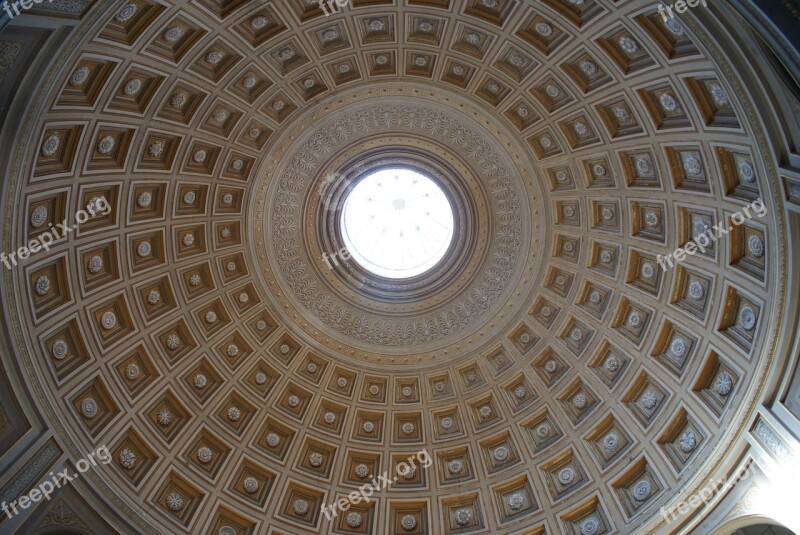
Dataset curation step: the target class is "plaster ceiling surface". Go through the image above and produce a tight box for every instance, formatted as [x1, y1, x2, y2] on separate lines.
[0, 0, 791, 534]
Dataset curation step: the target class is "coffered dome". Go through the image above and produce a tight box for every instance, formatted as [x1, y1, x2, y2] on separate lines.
[0, 1, 799, 535]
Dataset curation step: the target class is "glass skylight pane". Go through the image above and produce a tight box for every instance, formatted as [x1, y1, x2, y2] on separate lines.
[340, 168, 454, 279]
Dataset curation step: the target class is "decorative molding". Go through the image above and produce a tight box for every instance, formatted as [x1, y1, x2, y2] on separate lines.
[37, 500, 90, 531]
[0, 439, 60, 506]
[37, 0, 90, 14]
[725, 485, 763, 522]
[255, 90, 538, 360]
[0, 41, 23, 84]
[753, 419, 796, 464]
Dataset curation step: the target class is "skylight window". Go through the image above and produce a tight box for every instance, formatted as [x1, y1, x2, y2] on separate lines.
[340, 168, 454, 279]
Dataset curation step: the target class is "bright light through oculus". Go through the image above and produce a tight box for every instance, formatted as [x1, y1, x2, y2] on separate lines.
[340, 168, 454, 279]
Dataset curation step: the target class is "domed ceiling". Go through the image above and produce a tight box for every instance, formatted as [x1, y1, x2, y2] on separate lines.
[0, 0, 796, 534]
